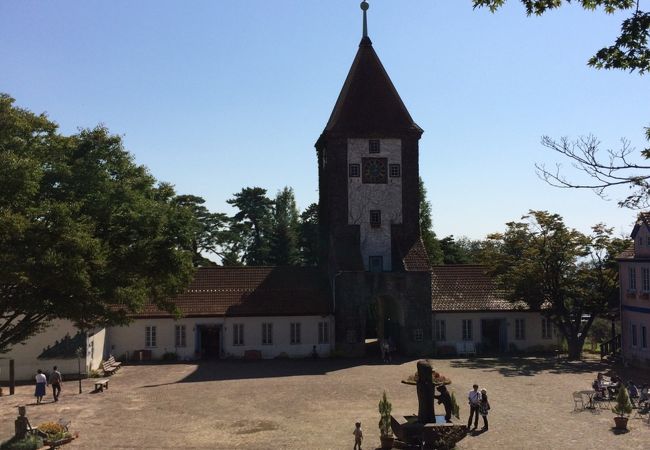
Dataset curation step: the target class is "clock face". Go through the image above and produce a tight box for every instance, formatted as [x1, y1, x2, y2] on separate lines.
[362, 158, 388, 184]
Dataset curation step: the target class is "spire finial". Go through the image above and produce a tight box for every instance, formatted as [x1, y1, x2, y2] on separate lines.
[361, 1, 369, 38]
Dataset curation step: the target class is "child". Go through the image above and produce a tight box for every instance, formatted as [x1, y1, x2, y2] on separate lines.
[479, 388, 490, 431]
[353, 421, 363, 450]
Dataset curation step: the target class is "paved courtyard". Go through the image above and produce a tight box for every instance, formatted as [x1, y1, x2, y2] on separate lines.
[1, 356, 649, 449]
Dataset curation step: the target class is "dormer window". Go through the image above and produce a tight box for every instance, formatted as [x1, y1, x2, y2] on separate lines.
[369, 139, 380, 153]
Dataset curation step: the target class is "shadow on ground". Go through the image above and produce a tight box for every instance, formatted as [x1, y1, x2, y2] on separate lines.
[449, 356, 608, 377]
[140, 356, 401, 388]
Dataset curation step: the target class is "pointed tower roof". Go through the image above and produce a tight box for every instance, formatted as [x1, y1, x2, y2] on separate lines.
[321, 3, 422, 138]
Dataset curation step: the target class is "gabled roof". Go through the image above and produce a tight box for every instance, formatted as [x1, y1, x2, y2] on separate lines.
[630, 212, 650, 239]
[397, 236, 431, 272]
[431, 265, 530, 312]
[134, 267, 331, 318]
[321, 37, 422, 137]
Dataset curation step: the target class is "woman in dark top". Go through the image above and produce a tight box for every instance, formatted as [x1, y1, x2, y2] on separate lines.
[479, 388, 491, 431]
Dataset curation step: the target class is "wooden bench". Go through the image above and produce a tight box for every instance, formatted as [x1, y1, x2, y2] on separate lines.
[94, 379, 109, 392]
[101, 355, 122, 375]
[106, 355, 122, 370]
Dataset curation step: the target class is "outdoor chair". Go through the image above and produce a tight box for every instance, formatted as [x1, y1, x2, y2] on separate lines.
[572, 392, 585, 411]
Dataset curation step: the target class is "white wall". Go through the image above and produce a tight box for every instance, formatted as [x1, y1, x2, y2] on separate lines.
[86, 327, 107, 372]
[347, 138, 402, 271]
[0, 320, 85, 382]
[107, 315, 334, 360]
[432, 311, 559, 352]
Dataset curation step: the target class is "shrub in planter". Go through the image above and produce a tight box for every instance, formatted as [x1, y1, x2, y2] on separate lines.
[378, 391, 394, 449]
[612, 385, 633, 430]
[0, 435, 43, 450]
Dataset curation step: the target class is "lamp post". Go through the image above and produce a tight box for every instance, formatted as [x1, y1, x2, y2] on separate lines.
[75, 346, 83, 394]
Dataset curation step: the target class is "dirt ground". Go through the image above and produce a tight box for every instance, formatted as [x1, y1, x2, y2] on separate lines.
[1, 355, 649, 449]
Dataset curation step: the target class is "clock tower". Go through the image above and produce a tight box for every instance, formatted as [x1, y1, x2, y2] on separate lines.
[316, 2, 432, 355]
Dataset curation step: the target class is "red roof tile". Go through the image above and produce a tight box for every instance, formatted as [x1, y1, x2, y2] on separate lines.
[401, 237, 431, 272]
[135, 267, 331, 318]
[431, 265, 529, 312]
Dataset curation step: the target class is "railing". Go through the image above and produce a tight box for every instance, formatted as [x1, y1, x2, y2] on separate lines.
[600, 334, 621, 360]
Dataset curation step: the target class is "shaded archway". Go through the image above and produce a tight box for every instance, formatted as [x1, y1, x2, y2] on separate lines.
[365, 294, 401, 355]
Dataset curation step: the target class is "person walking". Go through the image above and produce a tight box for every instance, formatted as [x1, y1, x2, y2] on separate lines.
[34, 369, 47, 404]
[479, 388, 490, 431]
[49, 366, 63, 402]
[467, 384, 481, 430]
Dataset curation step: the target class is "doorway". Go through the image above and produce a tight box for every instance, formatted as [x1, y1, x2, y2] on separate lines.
[197, 325, 221, 359]
[481, 319, 505, 353]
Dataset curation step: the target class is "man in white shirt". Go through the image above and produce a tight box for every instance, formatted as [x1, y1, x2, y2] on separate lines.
[467, 384, 481, 430]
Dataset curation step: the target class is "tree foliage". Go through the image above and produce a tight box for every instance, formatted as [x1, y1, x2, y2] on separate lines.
[0, 94, 195, 353]
[474, 1, 650, 207]
[269, 187, 301, 266]
[419, 178, 444, 265]
[484, 210, 628, 359]
[227, 187, 275, 265]
[299, 203, 319, 267]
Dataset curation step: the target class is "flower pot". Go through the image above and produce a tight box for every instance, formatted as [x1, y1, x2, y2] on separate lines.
[380, 434, 394, 449]
[613, 416, 628, 430]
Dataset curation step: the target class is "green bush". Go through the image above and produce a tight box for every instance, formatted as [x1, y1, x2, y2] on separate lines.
[378, 391, 392, 437]
[0, 435, 44, 450]
[612, 385, 633, 417]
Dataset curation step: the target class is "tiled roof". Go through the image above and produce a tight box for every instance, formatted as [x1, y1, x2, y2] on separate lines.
[134, 267, 331, 318]
[630, 211, 650, 239]
[431, 265, 529, 312]
[401, 237, 431, 272]
[322, 37, 422, 136]
[616, 244, 635, 260]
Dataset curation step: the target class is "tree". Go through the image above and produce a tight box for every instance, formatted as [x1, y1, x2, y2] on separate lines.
[484, 210, 628, 359]
[175, 194, 230, 266]
[438, 235, 485, 264]
[269, 187, 301, 266]
[474, 1, 649, 74]
[474, 2, 650, 207]
[227, 187, 274, 265]
[0, 95, 195, 353]
[299, 202, 320, 267]
[419, 178, 444, 264]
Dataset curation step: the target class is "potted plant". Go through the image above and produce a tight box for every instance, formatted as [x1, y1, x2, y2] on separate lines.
[611, 385, 633, 430]
[378, 391, 394, 449]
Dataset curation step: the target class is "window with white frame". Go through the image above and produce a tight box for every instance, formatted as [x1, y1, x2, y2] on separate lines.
[629, 267, 637, 291]
[462, 319, 472, 341]
[642, 326, 648, 349]
[413, 328, 424, 342]
[434, 320, 446, 342]
[541, 318, 552, 339]
[643, 268, 650, 292]
[318, 321, 329, 344]
[632, 324, 638, 347]
[233, 323, 244, 346]
[515, 319, 526, 340]
[175, 325, 186, 347]
[262, 323, 273, 345]
[145, 326, 157, 348]
[290, 322, 301, 345]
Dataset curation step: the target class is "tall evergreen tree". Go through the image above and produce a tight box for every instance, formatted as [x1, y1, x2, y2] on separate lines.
[269, 187, 301, 266]
[299, 202, 319, 267]
[227, 187, 274, 265]
[419, 178, 443, 264]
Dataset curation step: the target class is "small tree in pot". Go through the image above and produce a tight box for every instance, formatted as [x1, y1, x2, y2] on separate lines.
[612, 385, 633, 430]
[378, 391, 394, 449]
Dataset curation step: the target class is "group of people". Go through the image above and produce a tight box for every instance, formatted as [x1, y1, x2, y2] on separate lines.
[467, 384, 490, 431]
[34, 366, 63, 404]
[592, 372, 650, 407]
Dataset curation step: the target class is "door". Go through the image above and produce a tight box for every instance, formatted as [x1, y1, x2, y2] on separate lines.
[481, 319, 501, 353]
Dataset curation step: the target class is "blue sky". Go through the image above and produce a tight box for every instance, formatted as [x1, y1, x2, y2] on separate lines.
[1, 0, 649, 240]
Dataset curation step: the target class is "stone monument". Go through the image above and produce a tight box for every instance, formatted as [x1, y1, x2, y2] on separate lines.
[392, 360, 467, 449]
